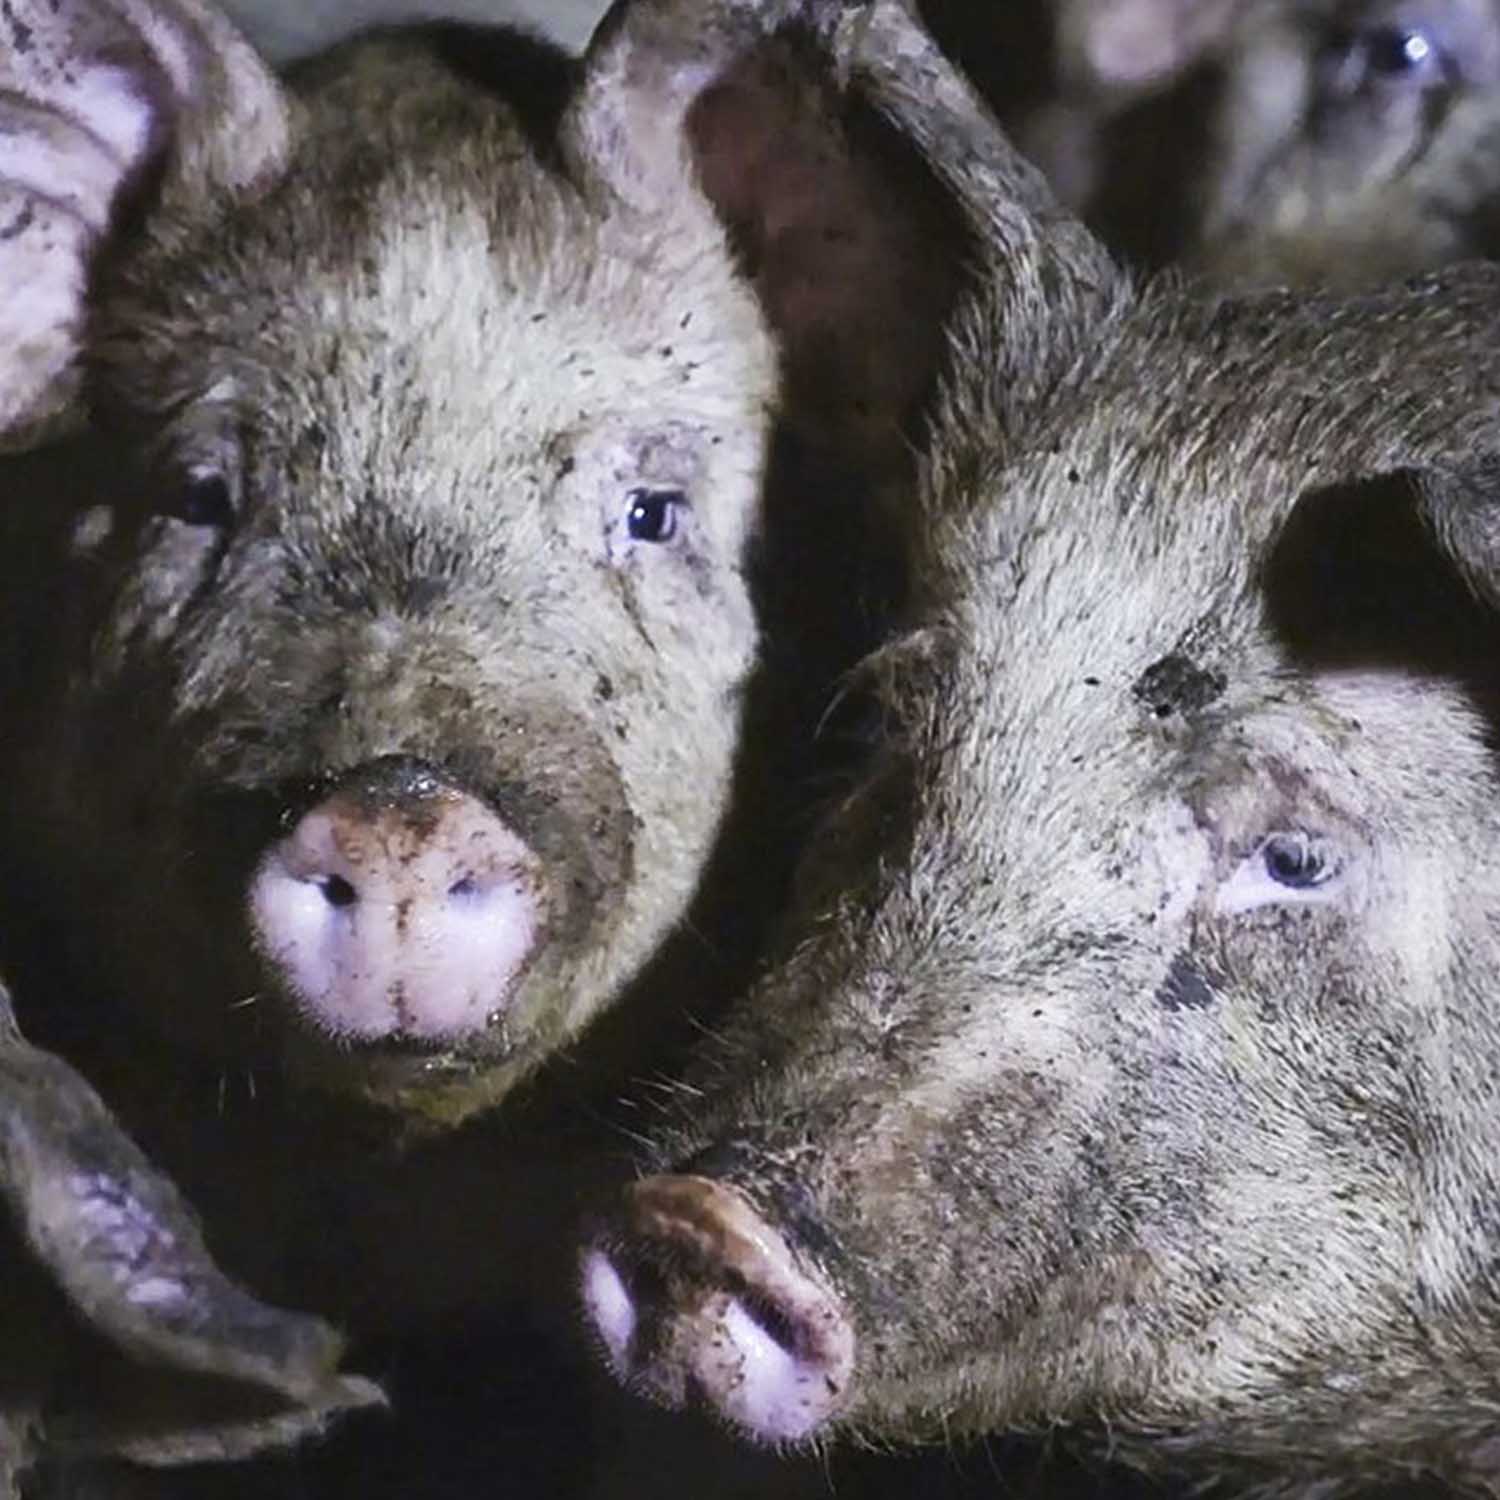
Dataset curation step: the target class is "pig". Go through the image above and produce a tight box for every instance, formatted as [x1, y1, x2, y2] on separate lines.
[581, 0, 1500, 1492]
[0, 0, 965, 1485]
[0, 0, 953, 1135]
[1022, 0, 1500, 287]
[1178, 0, 1500, 287]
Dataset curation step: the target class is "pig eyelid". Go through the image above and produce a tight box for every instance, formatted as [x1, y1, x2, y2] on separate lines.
[1214, 831, 1345, 915]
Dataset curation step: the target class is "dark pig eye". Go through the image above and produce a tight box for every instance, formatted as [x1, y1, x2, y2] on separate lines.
[1262, 833, 1333, 889]
[165, 470, 236, 530]
[1363, 26, 1437, 77]
[1326, 22, 1448, 94]
[625, 487, 685, 544]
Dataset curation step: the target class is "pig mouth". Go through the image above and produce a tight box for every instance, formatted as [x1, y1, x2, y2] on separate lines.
[278, 1025, 527, 1115]
[581, 1174, 855, 1445]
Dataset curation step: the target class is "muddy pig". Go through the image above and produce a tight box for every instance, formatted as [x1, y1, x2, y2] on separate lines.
[0, 2, 968, 1476]
[0, 0, 968, 1127]
[583, 1, 1500, 1492]
[1030, 0, 1500, 286]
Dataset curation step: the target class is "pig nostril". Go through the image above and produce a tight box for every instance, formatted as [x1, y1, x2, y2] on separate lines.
[249, 770, 550, 1043]
[319, 874, 358, 909]
[584, 1176, 855, 1443]
[735, 1284, 802, 1358]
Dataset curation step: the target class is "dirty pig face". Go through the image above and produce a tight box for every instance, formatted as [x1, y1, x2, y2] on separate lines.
[23, 31, 776, 1124]
[583, 283, 1500, 1485]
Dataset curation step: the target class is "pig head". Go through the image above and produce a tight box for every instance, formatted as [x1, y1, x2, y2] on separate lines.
[0, 0, 958, 1128]
[585, 1, 1500, 1490]
[1054, 0, 1500, 286]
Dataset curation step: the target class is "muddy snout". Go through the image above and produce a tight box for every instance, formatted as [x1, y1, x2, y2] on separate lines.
[249, 756, 549, 1042]
[581, 1174, 854, 1444]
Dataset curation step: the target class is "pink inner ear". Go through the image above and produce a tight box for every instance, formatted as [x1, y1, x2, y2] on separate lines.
[686, 43, 965, 483]
[686, 67, 784, 236]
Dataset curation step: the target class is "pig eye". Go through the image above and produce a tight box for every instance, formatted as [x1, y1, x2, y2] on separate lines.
[625, 487, 685, 544]
[164, 469, 236, 530]
[1261, 832, 1333, 889]
[1325, 23, 1449, 94]
[1215, 831, 1344, 915]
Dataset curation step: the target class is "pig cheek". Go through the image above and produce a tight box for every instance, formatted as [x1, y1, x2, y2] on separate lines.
[824, 1092, 1078, 1352]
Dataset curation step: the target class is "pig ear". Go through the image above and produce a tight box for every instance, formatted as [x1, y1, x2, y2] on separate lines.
[796, 0, 1127, 442]
[0, 979, 381, 1462]
[1225, 264, 1500, 609]
[565, 0, 952, 480]
[0, 0, 287, 447]
[107, 0, 290, 214]
[568, 0, 1123, 484]
[564, 0, 810, 215]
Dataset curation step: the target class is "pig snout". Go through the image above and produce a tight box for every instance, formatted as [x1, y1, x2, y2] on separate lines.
[581, 1174, 854, 1444]
[248, 757, 548, 1042]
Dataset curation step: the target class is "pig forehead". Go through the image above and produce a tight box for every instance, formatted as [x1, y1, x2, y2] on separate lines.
[941, 593, 1493, 854]
[245, 167, 761, 377]
[929, 469, 1496, 824]
[153, 166, 772, 463]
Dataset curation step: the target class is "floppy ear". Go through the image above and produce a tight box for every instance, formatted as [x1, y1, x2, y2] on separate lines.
[788, 0, 1127, 454]
[0, 0, 287, 448]
[0, 979, 381, 1468]
[564, 0, 1019, 487]
[1191, 265, 1500, 609]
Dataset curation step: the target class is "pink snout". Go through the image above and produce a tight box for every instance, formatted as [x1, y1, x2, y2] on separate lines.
[581, 1175, 854, 1444]
[248, 762, 547, 1042]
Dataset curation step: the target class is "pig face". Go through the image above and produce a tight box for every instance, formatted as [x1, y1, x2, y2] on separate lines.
[589, 269, 1500, 1487]
[1077, 0, 1500, 285]
[6, 25, 777, 1126]
[581, 3, 1500, 1486]
[1188, 0, 1500, 285]
[4, 0, 965, 1131]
